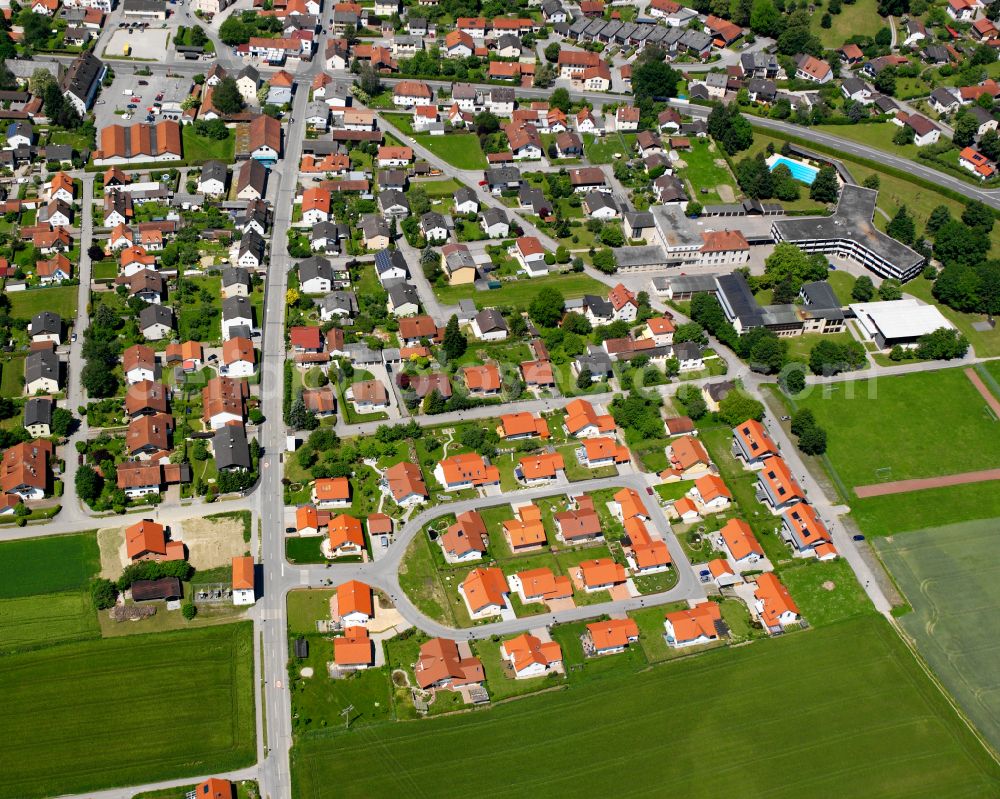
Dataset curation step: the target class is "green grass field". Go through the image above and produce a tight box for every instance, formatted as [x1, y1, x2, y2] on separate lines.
[181, 126, 236, 164]
[851, 481, 1000, 537]
[677, 140, 739, 204]
[902, 278, 1000, 359]
[8, 286, 78, 321]
[0, 623, 256, 799]
[0, 354, 24, 398]
[0, 590, 99, 653]
[811, 0, 883, 50]
[291, 616, 1000, 798]
[877, 518, 1000, 754]
[791, 368, 1000, 491]
[435, 272, 607, 309]
[583, 132, 635, 164]
[414, 133, 487, 170]
[0, 532, 100, 598]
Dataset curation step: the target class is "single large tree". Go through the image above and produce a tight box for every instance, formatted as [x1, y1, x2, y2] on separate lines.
[441, 314, 467, 360]
[529, 286, 565, 328]
[212, 77, 245, 115]
[809, 166, 840, 204]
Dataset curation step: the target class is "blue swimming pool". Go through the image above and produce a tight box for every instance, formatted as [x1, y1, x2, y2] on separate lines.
[769, 156, 819, 185]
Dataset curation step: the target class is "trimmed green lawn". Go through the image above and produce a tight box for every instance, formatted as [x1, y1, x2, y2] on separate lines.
[292, 616, 1000, 798]
[811, 0, 882, 49]
[414, 133, 487, 170]
[0, 590, 99, 653]
[583, 132, 634, 165]
[285, 536, 329, 564]
[287, 589, 334, 634]
[851, 481, 1000, 537]
[0, 354, 25, 398]
[181, 126, 236, 164]
[8, 286, 78, 320]
[0, 623, 256, 799]
[435, 273, 607, 309]
[677, 140, 739, 204]
[290, 633, 394, 735]
[778, 558, 873, 628]
[783, 330, 859, 364]
[790, 367, 1000, 490]
[0, 532, 99, 598]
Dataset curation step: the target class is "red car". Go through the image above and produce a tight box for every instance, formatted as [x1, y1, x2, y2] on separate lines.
[131, 96, 140, 102]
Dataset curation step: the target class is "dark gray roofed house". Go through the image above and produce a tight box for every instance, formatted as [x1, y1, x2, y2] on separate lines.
[473, 308, 508, 336]
[236, 158, 268, 199]
[485, 166, 521, 192]
[61, 51, 105, 116]
[316, 291, 359, 319]
[214, 424, 252, 471]
[30, 311, 62, 339]
[299, 256, 335, 287]
[139, 304, 175, 336]
[239, 229, 266, 266]
[387, 282, 420, 311]
[25, 350, 61, 390]
[576, 346, 613, 379]
[222, 267, 252, 294]
[23, 397, 53, 435]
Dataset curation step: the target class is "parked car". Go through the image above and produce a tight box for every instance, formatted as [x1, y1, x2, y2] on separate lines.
[138, 80, 149, 85]
[853, 534, 865, 542]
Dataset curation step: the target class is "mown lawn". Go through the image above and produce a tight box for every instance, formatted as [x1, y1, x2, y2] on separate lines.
[0, 532, 100, 598]
[181, 126, 236, 164]
[811, 0, 882, 49]
[790, 367, 1000, 490]
[291, 616, 1000, 798]
[8, 285, 78, 320]
[287, 589, 334, 634]
[0, 623, 256, 799]
[583, 132, 635, 164]
[435, 273, 607, 309]
[415, 133, 488, 170]
[902, 277, 1000, 359]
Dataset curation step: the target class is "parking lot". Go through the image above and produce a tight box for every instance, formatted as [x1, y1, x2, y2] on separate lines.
[103, 26, 171, 60]
[94, 72, 194, 130]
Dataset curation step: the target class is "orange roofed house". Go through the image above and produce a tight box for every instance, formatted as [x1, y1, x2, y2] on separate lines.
[664, 601, 724, 648]
[463, 364, 501, 396]
[782, 502, 837, 561]
[326, 514, 366, 558]
[624, 517, 671, 575]
[497, 412, 550, 440]
[563, 398, 616, 438]
[516, 452, 565, 484]
[501, 633, 563, 679]
[509, 566, 573, 604]
[688, 474, 732, 513]
[337, 579, 374, 626]
[578, 558, 627, 593]
[581, 436, 630, 469]
[586, 618, 639, 655]
[312, 476, 351, 508]
[193, 779, 234, 799]
[1, 439, 53, 500]
[663, 435, 711, 480]
[334, 626, 374, 671]
[383, 460, 428, 506]
[459, 566, 511, 618]
[414, 637, 485, 690]
[757, 456, 805, 513]
[232, 556, 256, 606]
[612, 487, 649, 522]
[732, 418, 778, 468]
[718, 517, 765, 570]
[503, 504, 547, 552]
[440, 510, 488, 562]
[125, 519, 185, 562]
[433, 452, 500, 491]
[754, 572, 800, 633]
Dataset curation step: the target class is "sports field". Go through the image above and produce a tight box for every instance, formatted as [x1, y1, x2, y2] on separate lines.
[291, 616, 1000, 798]
[792, 369, 1000, 491]
[877, 518, 1000, 754]
[0, 623, 256, 799]
[0, 532, 100, 598]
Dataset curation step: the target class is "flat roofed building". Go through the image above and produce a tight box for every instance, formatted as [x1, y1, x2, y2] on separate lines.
[771, 185, 924, 280]
[849, 298, 955, 349]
